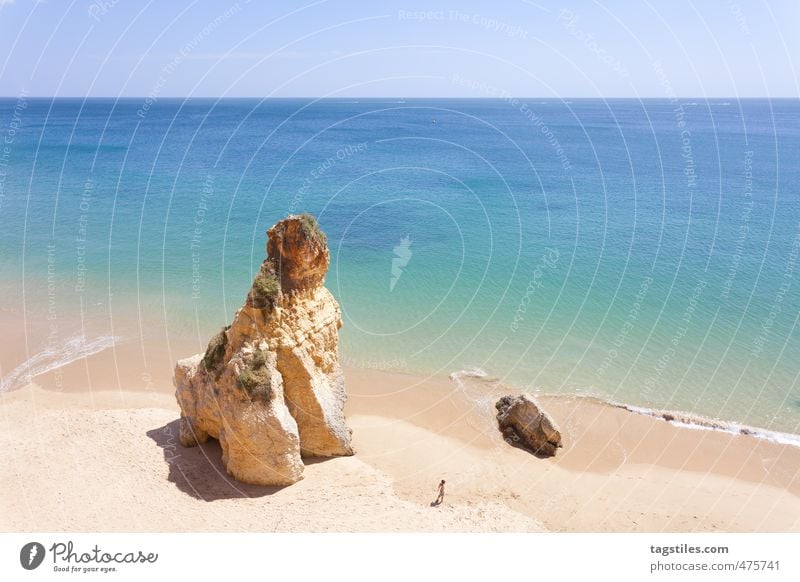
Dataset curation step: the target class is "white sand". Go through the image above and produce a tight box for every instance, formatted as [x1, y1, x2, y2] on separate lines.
[1, 336, 798, 532]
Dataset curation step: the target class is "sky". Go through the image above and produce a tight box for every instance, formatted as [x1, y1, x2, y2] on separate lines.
[0, 0, 798, 98]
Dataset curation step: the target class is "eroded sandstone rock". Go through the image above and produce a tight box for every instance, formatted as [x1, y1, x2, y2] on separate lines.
[495, 395, 562, 457]
[174, 214, 354, 486]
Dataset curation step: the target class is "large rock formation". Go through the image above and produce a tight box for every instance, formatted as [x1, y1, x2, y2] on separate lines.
[495, 395, 562, 457]
[174, 214, 354, 486]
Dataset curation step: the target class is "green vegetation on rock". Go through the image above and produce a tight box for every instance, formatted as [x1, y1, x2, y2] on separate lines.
[249, 261, 280, 309]
[253, 270, 279, 301]
[202, 327, 228, 377]
[297, 212, 326, 247]
[237, 350, 272, 402]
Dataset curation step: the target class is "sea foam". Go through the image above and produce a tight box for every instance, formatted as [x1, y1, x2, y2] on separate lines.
[449, 371, 800, 449]
[0, 335, 120, 392]
[448, 367, 489, 382]
[607, 400, 800, 448]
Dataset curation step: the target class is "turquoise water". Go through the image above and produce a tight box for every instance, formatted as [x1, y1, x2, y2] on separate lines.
[1, 97, 799, 434]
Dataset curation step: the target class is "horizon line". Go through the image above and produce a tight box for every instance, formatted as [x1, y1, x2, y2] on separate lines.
[1, 95, 798, 100]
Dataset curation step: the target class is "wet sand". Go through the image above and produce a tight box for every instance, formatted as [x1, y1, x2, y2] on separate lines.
[1, 334, 798, 532]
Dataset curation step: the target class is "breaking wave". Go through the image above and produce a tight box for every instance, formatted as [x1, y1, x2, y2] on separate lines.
[448, 367, 489, 383]
[447, 369, 800, 449]
[0, 335, 121, 392]
[609, 401, 800, 448]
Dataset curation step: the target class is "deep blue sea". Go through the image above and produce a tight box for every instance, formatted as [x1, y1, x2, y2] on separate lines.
[1, 97, 799, 436]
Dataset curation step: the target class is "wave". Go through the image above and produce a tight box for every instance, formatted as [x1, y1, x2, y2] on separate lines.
[608, 401, 800, 448]
[547, 390, 800, 448]
[446, 368, 800, 449]
[448, 367, 489, 382]
[0, 335, 121, 392]
[448, 367, 497, 421]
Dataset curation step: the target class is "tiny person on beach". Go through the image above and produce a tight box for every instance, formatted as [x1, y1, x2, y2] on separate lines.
[435, 480, 446, 506]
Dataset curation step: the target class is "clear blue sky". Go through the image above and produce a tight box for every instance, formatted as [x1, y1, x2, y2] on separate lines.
[1, 0, 798, 97]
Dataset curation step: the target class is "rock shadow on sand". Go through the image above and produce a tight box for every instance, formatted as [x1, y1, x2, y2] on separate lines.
[146, 419, 289, 501]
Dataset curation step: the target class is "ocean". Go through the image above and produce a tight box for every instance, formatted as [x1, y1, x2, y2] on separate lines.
[1, 97, 799, 437]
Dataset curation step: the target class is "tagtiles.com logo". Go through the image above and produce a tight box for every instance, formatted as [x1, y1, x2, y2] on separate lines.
[20, 542, 46, 570]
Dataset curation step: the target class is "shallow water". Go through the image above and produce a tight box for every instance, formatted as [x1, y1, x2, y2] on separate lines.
[1, 97, 798, 434]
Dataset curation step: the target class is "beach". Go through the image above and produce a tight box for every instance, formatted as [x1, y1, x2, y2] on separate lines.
[3, 4, 800, 579]
[1, 96, 799, 535]
[3, 98, 800, 438]
[1, 329, 798, 533]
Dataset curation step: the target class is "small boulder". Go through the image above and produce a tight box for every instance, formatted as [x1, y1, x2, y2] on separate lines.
[495, 395, 562, 457]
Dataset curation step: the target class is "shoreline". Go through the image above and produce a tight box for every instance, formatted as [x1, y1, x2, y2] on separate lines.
[3, 315, 798, 451]
[605, 399, 800, 449]
[1, 336, 798, 532]
[448, 367, 800, 450]
[2, 289, 799, 444]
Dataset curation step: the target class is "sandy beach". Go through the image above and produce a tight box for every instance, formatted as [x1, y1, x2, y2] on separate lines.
[1, 327, 798, 533]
